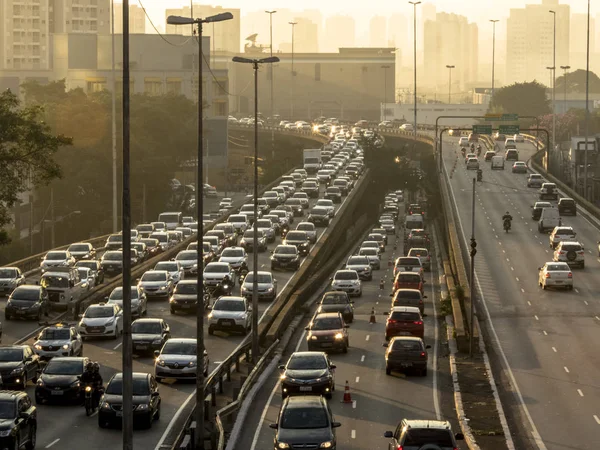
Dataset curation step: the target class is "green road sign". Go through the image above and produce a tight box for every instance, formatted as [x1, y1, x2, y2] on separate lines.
[485, 113, 519, 121]
[502, 114, 519, 121]
[499, 124, 520, 135]
[473, 124, 492, 135]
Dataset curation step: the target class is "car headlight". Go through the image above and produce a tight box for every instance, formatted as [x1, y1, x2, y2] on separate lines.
[10, 367, 23, 375]
[320, 441, 333, 448]
[79, 321, 86, 327]
[188, 361, 196, 367]
[152, 339, 163, 345]
[34, 344, 42, 350]
[62, 344, 70, 350]
[277, 443, 290, 449]
[136, 404, 149, 411]
[0, 430, 12, 437]
[208, 313, 213, 319]
[364, 267, 370, 271]
[36, 379, 45, 387]
[101, 401, 111, 410]
[106, 318, 115, 326]
[139, 286, 145, 291]
[71, 380, 81, 387]
[169, 297, 176, 303]
[60, 294, 66, 300]
[310, 335, 318, 340]
[160, 286, 167, 290]
[334, 333, 344, 340]
[156, 359, 165, 367]
[266, 287, 274, 292]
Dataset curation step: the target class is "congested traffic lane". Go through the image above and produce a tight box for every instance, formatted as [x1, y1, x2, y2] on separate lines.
[0, 195, 238, 348]
[239, 209, 449, 450]
[445, 137, 600, 449]
[27, 178, 365, 450]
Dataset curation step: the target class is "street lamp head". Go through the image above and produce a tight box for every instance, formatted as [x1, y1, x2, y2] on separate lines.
[265, 10, 277, 14]
[205, 12, 234, 23]
[560, 65, 571, 70]
[446, 65, 455, 69]
[549, 9, 555, 14]
[289, 21, 297, 25]
[409, 1, 421, 4]
[232, 56, 254, 64]
[490, 19, 499, 23]
[547, 66, 555, 70]
[73, 211, 81, 215]
[167, 15, 195, 25]
[259, 56, 280, 64]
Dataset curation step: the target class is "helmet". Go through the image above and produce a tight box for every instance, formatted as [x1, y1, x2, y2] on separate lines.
[223, 274, 231, 281]
[506, 211, 510, 215]
[93, 362, 100, 373]
[86, 362, 94, 372]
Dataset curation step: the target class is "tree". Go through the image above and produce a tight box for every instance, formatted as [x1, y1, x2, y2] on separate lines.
[0, 90, 71, 245]
[488, 81, 551, 118]
[537, 111, 579, 143]
[555, 69, 600, 94]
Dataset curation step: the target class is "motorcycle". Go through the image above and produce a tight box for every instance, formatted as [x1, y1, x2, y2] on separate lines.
[503, 218, 511, 233]
[281, 224, 290, 239]
[84, 385, 102, 416]
[477, 169, 482, 182]
[461, 147, 466, 156]
[477, 146, 482, 157]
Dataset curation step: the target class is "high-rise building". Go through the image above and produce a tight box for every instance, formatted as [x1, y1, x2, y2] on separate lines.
[570, 13, 595, 71]
[369, 16, 387, 47]
[0, 0, 110, 70]
[324, 15, 355, 52]
[388, 13, 407, 49]
[419, 2, 436, 55]
[165, 4, 240, 53]
[290, 17, 318, 53]
[423, 12, 478, 96]
[506, 0, 569, 85]
[113, 4, 146, 34]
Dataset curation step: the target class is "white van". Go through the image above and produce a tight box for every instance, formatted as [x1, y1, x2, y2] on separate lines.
[158, 212, 183, 230]
[405, 214, 424, 231]
[491, 155, 504, 170]
[538, 207, 560, 233]
[504, 138, 517, 149]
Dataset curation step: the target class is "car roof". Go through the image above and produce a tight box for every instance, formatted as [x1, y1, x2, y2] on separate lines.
[314, 311, 342, 319]
[0, 391, 26, 400]
[132, 318, 163, 324]
[391, 306, 421, 313]
[166, 338, 196, 344]
[402, 419, 452, 430]
[110, 372, 150, 382]
[283, 395, 326, 408]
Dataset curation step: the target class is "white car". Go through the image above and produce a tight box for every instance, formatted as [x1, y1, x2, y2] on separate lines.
[345, 256, 373, 281]
[33, 324, 83, 359]
[514, 134, 525, 143]
[380, 219, 395, 234]
[138, 270, 175, 299]
[315, 199, 335, 218]
[154, 261, 184, 284]
[538, 262, 573, 290]
[466, 157, 479, 170]
[40, 250, 76, 274]
[330, 270, 362, 297]
[208, 296, 252, 335]
[400, 123, 414, 132]
[458, 137, 469, 147]
[154, 338, 209, 382]
[407, 248, 431, 271]
[549, 226, 576, 249]
[553, 241, 585, 268]
[218, 247, 248, 270]
[203, 262, 235, 287]
[358, 247, 381, 270]
[78, 303, 124, 339]
[296, 222, 317, 243]
[107, 285, 148, 317]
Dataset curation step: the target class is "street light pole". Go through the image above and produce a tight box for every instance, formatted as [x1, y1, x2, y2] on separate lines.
[167, 13, 233, 450]
[446, 65, 455, 104]
[584, 0, 591, 200]
[490, 19, 499, 99]
[232, 55, 280, 363]
[469, 177, 477, 358]
[266, 10, 277, 158]
[549, 10, 556, 155]
[409, 1, 421, 139]
[560, 65, 570, 113]
[381, 65, 390, 121]
[289, 21, 297, 119]
[111, 0, 117, 234]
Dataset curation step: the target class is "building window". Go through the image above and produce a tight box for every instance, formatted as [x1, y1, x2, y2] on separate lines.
[86, 78, 107, 93]
[314, 63, 321, 81]
[166, 78, 182, 95]
[213, 80, 227, 96]
[144, 78, 163, 96]
[115, 79, 135, 94]
[214, 101, 227, 117]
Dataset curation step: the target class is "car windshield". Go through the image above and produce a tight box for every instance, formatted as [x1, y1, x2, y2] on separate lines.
[106, 378, 150, 396]
[175, 282, 197, 294]
[46, 251, 68, 259]
[155, 263, 177, 272]
[205, 264, 228, 273]
[41, 275, 70, 289]
[275, 247, 296, 255]
[397, 274, 421, 283]
[85, 307, 114, 318]
[213, 299, 245, 311]
[141, 239, 158, 247]
[334, 271, 357, 280]
[398, 258, 419, 266]
[404, 429, 454, 446]
[287, 354, 327, 370]
[348, 257, 369, 265]
[176, 251, 197, 260]
[107, 236, 122, 243]
[287, 199, 301, 205]
[109, 287, 138, 300]
[104, 252, 122, 261]
[244, 273, 272, 283]
[395, 290, 422, 300]
[69, 244, 89, 252]
[0, 269, 17, 278]
[311, 208, 328, 215]
[221, 249, 245, 258]
[152, 234, 168, 243]
[281, 406, 329, 429]
[322, 293, 348, 305]
[297, 224, 313, 231]
[44, 360, 82, 375]
[142, 272, 167, 282]
[286, 232, 306, 240]
[132, 322, 162, 334]
[547, 264, 568, 271]
[39, 328, 70, 340]
[229, 216, 246, 223]
[12, 287, 40, 300]
[409, 250, 428, 257]
[359, 248, 377, 256]
[0, 401, 15, 420]
[390, 311, 420, 321]
[137, 225, 153, 232]
[162, 341, 196, 355]
[391, 340, 423, 352]
[256, 221, 272, 228]
[0, 349, 22, 362]
[312, 317, 342, 330]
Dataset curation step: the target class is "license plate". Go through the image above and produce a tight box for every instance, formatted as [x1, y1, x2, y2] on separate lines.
[136, 345, 147, 350]
[321, 343, 333, 348]
[401, 362, 413, 368]
[16, 310, 25, 315]
[555, 281, 563, 284]
[181, 305, 191, 308]
[90, 329, 101, 333]
[299, 386, 312, 392]
[222, 322, 231, 326]
[116, 411, 123, 417]
[51, 390, 64, 395]
[399, 331, 411, 336]
[280, 263, 288, 267]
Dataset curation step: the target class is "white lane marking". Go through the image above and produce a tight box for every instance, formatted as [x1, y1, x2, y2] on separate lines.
[249, 329, 307, 450]
[153, 391, 196, 450]
[361, 355, 365, 362]
[521, 288, 525, 293]
[511, 267, 514, 271]
[552, 347, 557, 353]
[429, 249, 441, 421]
[594, 415, 600, 425]
[584, 300, 589, 305]
[352, 400, 357, 409]
[535, 315, 539, 321]
[588, 250, 592, 254]
[351, 430, 356, 439]
[596, 316, 600, 321]
[495, 235, 499, 239]
[564, 366, 570, 373]
[46, 439, 60, 448]
[506, 258, 510, 262]
[545, 249, 549, 253]
[527, 301, 531, 306]
[575, 288, 580, 293]
[578, 389, 584, 397]
[543, 330, 548, 335]
[365, 335, 370, 341]
[516, 277, 520, 281]
[355, 376, 360, 383]
[502, 249, 506, 253]
[530, 228, 533, 232]
[113, 342, 122, 350]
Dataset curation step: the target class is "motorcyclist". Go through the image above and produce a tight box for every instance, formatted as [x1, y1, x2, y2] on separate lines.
[470, 143, 475, 151]
[91, 362, 103, 408]
[477, 144, 482, 156]
[238, 261, 249, 275]
[477, 169, 483, 182]
[502, 211, 513, 230]
[216, 275, 232, 296]
[81, 362, 100, 409]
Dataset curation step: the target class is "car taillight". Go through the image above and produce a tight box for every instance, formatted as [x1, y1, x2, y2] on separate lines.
[568, 272, 573, 278]
[420, 352, 426, 357]
[387, 319, 398, 324]
[578, 251, 584, 255]
[414, 321, 423, 325]
[419, 299, 423, 304]
[545, 273, 551, 278]
[559, 251, 565, 254]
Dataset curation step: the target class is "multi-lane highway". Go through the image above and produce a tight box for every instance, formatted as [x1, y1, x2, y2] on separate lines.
[443, 137, 600, 449]
[12, 176, 361, 449]
[235, 203, 464, 449]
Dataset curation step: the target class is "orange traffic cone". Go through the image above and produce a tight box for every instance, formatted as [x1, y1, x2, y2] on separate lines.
[369, 308, 376, 324]
[342, 380, 353, 403]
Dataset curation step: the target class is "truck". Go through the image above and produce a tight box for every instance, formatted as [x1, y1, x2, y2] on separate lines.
[491, 155, 504, 170]
[303, 149, 322, 174]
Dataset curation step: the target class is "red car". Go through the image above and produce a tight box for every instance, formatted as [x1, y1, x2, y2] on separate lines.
[385, 306, 424, 339]
[393, 272, 424, 294]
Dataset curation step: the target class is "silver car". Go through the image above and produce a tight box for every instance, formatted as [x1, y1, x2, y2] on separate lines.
[255, 219, 276, 243]
[0, 267, 25, 296]
[296, 222, 317, 244]
[154, 338, 209, 382]
[241, 271, 277, 301]
[33, 324, 83, 359]
[345, 256, 373, 281]
[330, 270, 362, 297]
[203, 262, 235, 287]
[107, 285, 148, 317]
[138, 270, 174, 299]
[40, 250, 76, 274]
[315, 199, 335, 218]
[154, 261, 184, 284]
[208, 296, 252, 335]
[219, 247, 248, 270]
[175, 250, 198, 276]
[358, 247, 381, 270]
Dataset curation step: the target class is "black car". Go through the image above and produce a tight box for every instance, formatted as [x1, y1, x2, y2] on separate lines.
[384, 336, 430, 376]
[558, 198, 577, 216]
[302, 182, 319, 198]
[99, 372, 161, 429]
[0, 346, 40, 389]
[308, 207, 330, 227]
[5, 286, 50, 321]
[531, 202, 552, 220]
[34, 357, 89, 404]
[279, 352, 336, 399]
[317, 291, 354, 323]
[283, 231, 311, 256]
[0, 391, 36, 450]
[75, 260, 105, 284]
[271, 245, 300, 271]
[270, 396, 340, 450]
[131, 318, 170, 355]
[169, 280, 202, 314]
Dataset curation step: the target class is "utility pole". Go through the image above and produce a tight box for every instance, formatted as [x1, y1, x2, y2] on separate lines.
[111, 0, 118, 233]
[549, 10, 556, 158]
[289, 21, 297, 119]
[469, 177, 477, 358]
[409, 1, 421, 139]
[560, 65, 570, 112]
[50, 187, 55, 249]
[490, 20, 499, 99]
[584, 0, 591, 200]
[381, 65, 390, 121]
[446, 65, 455, 104]
[266, 10, 277, 157]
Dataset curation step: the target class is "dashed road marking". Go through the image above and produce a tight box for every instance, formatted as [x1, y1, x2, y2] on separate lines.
[578, 389, 584, 397]
[564, 366, 569, 373]
[543, 330, 548, 335]
[113, 342, 122, 350]
[516, 277, 520, 281]
[365, 335, 370, 341]
[46, 439, 60, 449]
[521, 288, 525, 293]
[594, 415, 600, 425]
[361, 355, 365, 362]
[535, 315, 539, 321]
[552, 347, 557, 352]
[574, 288, 579, 293]
[352, 400, 357, 409]
[355, 376, 360, 383]
[511, 267, 514, 271]
[584, 300, 589, 305]
[527, 301, 531, 306]
[351, 429, 356, 438]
